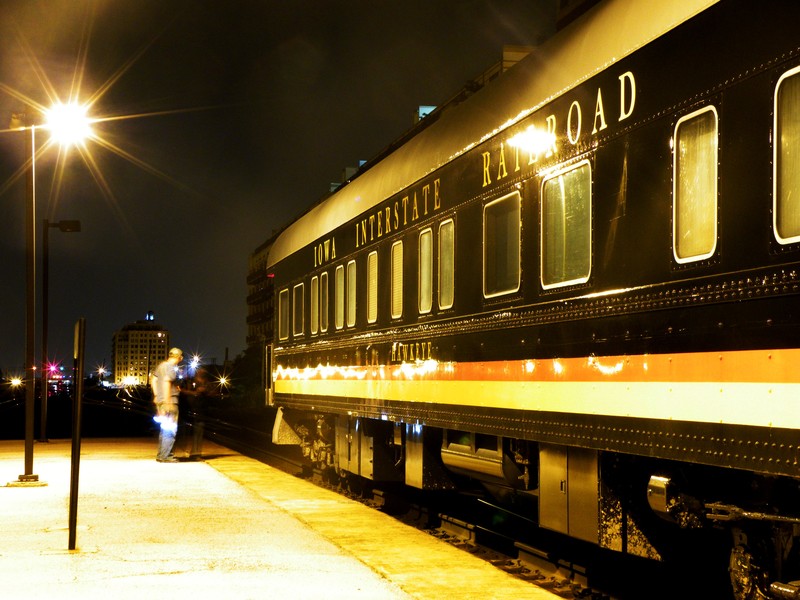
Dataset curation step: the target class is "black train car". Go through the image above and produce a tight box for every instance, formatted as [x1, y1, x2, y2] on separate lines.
[266, 1, 800, 595]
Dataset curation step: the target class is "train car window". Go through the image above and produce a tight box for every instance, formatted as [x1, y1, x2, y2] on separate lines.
[310, 276, 319, 335]
[292, 283, 304, 337]
[367, 251, 378, 324]
[673, 106, 718, 262]
[278, 288, 289, 341]
[391, 241, 403, 319]
[335, 265, 344, 330]
[347, 259, 357, 327]
[419, 228, 433, 314]
[541, 161, 592, 289]
[775, 66, 800, 244]
[320, 271, 329, 333]
[483, 191, 521, 297]
[439, 219, 455, 309]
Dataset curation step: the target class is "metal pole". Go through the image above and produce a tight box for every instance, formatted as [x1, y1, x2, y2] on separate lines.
[69, 318, 86, 550]
[21, 120, 37, 483]
[40, 219, 49, 442]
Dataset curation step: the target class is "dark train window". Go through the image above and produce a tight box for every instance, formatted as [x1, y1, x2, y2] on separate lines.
[347, 259, 357, 327]
[292, 283, 304, 337]
[541, 161, 592, 288]
[320, 271, 329, 333]
[419, 228, 433, 314]
[278, 288, 289, 341]
[483, 191, 521, 297]
[775, 66, 800, 244]
[367, 251, 378, 324]
[673, 106, 718, 262]
[439, 219, 455, 309]
[310, 276, 319, 335]
[335, 265, 344, 330]
[391, 241, 403, 319]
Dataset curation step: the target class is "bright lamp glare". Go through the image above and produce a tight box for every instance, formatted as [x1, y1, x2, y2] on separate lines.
[45, 102, 92, 147]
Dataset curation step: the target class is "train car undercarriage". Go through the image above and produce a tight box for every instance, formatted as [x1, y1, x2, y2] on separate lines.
[273, 407, 800, 599]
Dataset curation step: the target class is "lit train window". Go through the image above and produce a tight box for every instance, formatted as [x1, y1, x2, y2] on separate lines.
[483, 191, 521, 297]
[292, 283, 304, 337]
[367, 251, 378, 324]
[347, 260, 357, 327]
[278, 288, 289, 340]
[419, 228, 433, 314]
[673, 106, 718, 262]
[310, 276, 319, 335]
[335, 265, 344, 330]
[439, 219, 455, 309]
[541, 161, 592, 288]
[320, 271, 329, 332]
[775, 66, 800, 244]
[391, 241, 403, 319]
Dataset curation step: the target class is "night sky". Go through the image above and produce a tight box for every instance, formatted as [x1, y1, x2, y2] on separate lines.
[0, 0, 557, 376]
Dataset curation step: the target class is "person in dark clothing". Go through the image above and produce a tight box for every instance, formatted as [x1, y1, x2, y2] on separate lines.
[182, 366, 210, 459]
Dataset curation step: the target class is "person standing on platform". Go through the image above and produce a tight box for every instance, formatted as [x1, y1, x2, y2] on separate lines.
[182, 365, 210, 459]
[152, 347, 183, 463]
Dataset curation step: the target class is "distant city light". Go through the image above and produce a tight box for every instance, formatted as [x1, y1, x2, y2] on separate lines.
[10, 377, 23, 387]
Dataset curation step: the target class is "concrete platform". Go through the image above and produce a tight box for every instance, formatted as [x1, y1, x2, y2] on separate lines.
[1, 438, 554, 599]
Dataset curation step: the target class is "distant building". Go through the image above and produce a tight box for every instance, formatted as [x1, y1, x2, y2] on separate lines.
[111, 311, 169, 386]
[246, 236, 276, 349]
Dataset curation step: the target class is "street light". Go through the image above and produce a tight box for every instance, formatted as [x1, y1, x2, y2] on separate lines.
[40, 218, 81, 442]
[13, 102, 91, 484]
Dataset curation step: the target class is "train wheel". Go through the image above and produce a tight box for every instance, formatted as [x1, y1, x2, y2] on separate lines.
[729, 543, 770, 600]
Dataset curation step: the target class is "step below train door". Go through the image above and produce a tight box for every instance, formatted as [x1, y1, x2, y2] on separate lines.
[539, 443, 599, 544]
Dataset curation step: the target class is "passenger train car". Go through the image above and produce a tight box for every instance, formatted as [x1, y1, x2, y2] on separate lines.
[266, 1, 800, 596]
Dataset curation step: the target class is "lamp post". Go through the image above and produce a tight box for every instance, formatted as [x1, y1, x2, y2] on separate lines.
[11, 102, 91, 484]
[40, 219, 81, 442]
[19, 115, 38, 482]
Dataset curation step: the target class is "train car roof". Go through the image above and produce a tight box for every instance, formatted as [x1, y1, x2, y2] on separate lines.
[267, 0, 719, 270]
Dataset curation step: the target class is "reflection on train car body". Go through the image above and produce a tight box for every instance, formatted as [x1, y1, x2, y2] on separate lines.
[266, 1, 800, 597]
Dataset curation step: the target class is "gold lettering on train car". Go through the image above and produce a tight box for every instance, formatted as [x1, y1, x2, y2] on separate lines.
[567, 100, 582, 145]
[593, 88, 607, 134]
[482, 151, 492, 186]
[483, 71, 637, 187]
[355, 178, 443, 249]
[497, 142, 509, 180]
[391, 341, 433, 362]
[313, 238, 337, 267]
[619, 71, 636, 121]
[545, 115, 557, 157]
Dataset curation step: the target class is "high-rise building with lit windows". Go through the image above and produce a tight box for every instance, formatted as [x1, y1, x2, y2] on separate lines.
[111, 311, 169, 386]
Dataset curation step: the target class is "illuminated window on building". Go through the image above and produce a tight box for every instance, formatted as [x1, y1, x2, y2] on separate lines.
[391, 241, 403, 319]
[278, 288, 289, 340]
[484, 191, 521, 297]
[320, 271, 329, 333]
[439, 219, 454, 309]
[367, 251, 378, 324]
[292, 283, 304, 337]
[775, 67, 800, 243]
[673, 107, 718, 262]
[310, 276, 319, 335]
[419, 228, 433, 314]
[335, 265, 344, 330]
[347, 260, 357, 328]
[541, 161, 592, 288]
